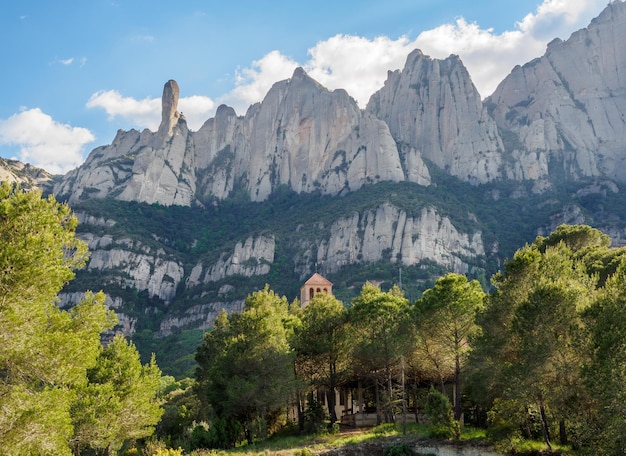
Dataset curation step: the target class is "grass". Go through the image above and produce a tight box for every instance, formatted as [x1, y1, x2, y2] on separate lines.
[179, 423, 490, 456]
[494, 437, 573, 455]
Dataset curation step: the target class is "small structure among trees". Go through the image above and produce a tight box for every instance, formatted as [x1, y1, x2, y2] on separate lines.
[300, 272, 333, 307]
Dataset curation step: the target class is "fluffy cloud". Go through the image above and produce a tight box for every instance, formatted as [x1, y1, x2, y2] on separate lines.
[86, 90, 161, 130]
[0, 108, 94, 174]
[86, 0, 607, 130]
[217, 50, 299, 115]
[223, 0, 607, 105]
[87, 89, 215, 131]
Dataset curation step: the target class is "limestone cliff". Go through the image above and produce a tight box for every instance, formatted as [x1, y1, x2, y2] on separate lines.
[54, 69, 430, 206]
[315, 203, 483, 275]
[0, 158, 54, 190]
[487, 0, 626, 182]
[367, 51, 503, 184]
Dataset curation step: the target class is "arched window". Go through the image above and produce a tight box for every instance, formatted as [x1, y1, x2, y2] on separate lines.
[309, 288, 314, 300]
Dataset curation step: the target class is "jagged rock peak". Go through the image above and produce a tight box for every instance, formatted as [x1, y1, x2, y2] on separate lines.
[366, 49, 503, 184]
[157, 79, 182, 139]
[591, 0, 626, 25]
[487, 0, 626, 182]
[281, 67, 327, 94]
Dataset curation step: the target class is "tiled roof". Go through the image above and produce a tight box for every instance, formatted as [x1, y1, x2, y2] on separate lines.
[301, 272, 333, 287]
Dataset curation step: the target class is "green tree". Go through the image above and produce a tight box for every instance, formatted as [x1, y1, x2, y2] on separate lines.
[349, 283, 411, 424]
[579, 261, 626, 454]
[470, 228, 597, 448]
[71, 335, 164, 455]
[414, 273, 485, 421]
[294, 292, 348, 426]
[0, 184, 117, 455]
[195, 286, 296, 445]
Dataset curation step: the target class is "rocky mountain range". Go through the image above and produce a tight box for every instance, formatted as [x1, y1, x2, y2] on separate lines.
[5, 1, 626, 375]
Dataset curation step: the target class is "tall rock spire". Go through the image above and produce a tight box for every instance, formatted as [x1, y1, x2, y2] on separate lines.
[156, 79, 182, 140]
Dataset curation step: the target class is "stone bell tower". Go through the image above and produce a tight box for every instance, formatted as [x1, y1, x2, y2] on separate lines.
[299, 272, 333, 308]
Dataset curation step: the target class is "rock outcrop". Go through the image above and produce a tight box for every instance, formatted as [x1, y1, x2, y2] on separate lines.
[367, 51, 503, 184]
[188, 235, 276, 285]
[0, 158, 54, 190]
[487, 0, 626, 181]
[54, 68, 431, 206]
[316, 203, 484, 274]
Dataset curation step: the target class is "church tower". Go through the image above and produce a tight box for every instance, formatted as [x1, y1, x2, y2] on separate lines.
[300, 273, 333, 307]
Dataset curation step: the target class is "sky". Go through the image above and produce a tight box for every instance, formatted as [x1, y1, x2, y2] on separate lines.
[0, 0, 611, 174]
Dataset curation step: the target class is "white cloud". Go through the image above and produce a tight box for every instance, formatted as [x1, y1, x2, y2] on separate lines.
[0, 108, 95, 174]
[305, 35, 414, 106]
[222, 0, 607, 105]
[87, 89, 215, 131]
[131, 34, 155, 43]
[178, 96, 217, 129]
[218, 50, 299, 115]
[87, 90, 161, 130]
[86, 0, 609, 135]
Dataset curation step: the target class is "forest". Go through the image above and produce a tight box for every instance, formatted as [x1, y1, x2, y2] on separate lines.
[2, 182, 626, 455]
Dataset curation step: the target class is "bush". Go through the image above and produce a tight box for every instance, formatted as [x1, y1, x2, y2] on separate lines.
[303, 393, 327, 434]
[190, 422, 212, 449]
[423, 387, 460, 440]
[140, 438, 183, 455]
[295, 449, 314, 456]
[384, 442, 415, 456]
[202, 417, 243, 449]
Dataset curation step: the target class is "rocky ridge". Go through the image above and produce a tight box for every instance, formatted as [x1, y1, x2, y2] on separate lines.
[487, 1, 626, 183]
[0, 158, 53, 190]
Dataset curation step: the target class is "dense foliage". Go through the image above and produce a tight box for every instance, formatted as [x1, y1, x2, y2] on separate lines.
[0, 183, 163, 455]
[184, 224, 626, 455]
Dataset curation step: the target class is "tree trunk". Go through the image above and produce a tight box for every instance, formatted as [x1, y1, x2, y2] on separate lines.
[375, 382, 382, 425]
[297, 392, 305, 432]
[328, 361, 338, 425]
[454, 353, 462, 421]
[559, 419, 568, 445]
[538, 400, 552, 450]
[294, 364, 305, 431]
[326, 388, 337, 425]
[387, 365, 395, 423]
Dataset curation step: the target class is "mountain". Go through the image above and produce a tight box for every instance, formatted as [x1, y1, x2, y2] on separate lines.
[366, 50, 503, 184]
[20, 1, 626, 375]
[0, 158, 53, 189]
[54, 70, 421, 206]
[487, 1, 626, 185]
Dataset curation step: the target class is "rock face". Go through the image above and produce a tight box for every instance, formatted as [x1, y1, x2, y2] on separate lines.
[54, 68, 430, 206]
[315, 203, 483, 275]
[189, 235, 276, 284]
[367, 51, 503, 184]
[157, 79, 182, 140]
[488, 1, 626, 182]
[0, 158, 54, 190]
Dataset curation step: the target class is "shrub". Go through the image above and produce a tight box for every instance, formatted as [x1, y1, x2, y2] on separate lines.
[303, 393, 327, 434]
[384, 442, 415, 456]
[423, 387, 460, 440]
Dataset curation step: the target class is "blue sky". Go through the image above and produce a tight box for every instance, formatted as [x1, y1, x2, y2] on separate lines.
[0, 0, 610, 174]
